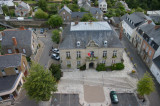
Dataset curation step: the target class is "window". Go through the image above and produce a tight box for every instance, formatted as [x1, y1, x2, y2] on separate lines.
[63, 12, 65, 15]
[8, 49, 12, 53]
[32, 44, 34, 50]
[67, 16, 69, 20]
[1, 69, 6, 76]
[102, 60, 106, 64]
[23, 62, 26, 69]
[15, 68, 19, 74]
[64, 18, 65, 20]
[67, 61, 71, 65]
[152, 44, 154, 48]
[143, 43, 146, 49]
[149, 50, 152, 56]
[23, 49, 26, 54]
[77, 61, 81, 66]
[146, 47, 149, 52]
[77, 51, 81, 58]
[113, 50, 117, 57]
[66, 51, 70, 58]
[103, 51, 107, 57]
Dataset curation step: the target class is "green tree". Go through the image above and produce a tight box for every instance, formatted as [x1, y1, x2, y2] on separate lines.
[48, 4, 58, 15]
[48, 15, 63, 28]
[81, 13, 97, 22]
[23, 62, 57, 102]
[137, 72, 155, 96]
[49, 64, 62, 81]
[62, 0, 70, 4]
[38, 0, 47, 11]
[80, 8, 87, 12]
[136, 7, 144, 12]
[35, 9, 48, 19]
[51, 29, 60, 44]
[68, 4, 79, 12]
[2, 5, 9, 15]
[94, 0, 98, 7]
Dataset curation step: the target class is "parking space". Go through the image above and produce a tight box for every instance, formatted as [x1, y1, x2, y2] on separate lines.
[112, 93, 139, 106]
[51, 93, 80, 106]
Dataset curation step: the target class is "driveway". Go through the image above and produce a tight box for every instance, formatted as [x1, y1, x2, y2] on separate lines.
[111, 25, 160, 106]
[112, 93, 139, 106]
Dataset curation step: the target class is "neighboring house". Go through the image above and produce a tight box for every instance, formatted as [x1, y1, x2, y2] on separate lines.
[15, 1, 31, 17]
[78, 0, 91, 8]
[98, 0, 107, 13]
[59, 22, 124, 69]
[71, 12, 88, 21]
[1, 27, 38, 57]
[89, 7, 103, 21]
[81, 1, 91, 11]
[110, 14, 127, 27]
[0, 0, 14, 7]
[59, 5, 72, 22]
[138, 24, 160, 67]
[150, 55, 160, 84]
[0, 53, 28, 102]
[147, 10, 160, 23]
[122, 12, 149, 43]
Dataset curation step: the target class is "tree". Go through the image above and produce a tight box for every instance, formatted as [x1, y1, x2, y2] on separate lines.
[23, 62, 57, 102]
[94, 0, 98, 7]
[38, 0, 47, 11]
[51, 29, 60, 44]
[35, 9, 48, 19]
[80, 8, 87, 12]
[81, 13, 97, 22]
[49, 64, 62, 81]
[48, 4, 58, 15]
[137, 72, 155, 97]
[135, 7, 144, 12]
[62, 0, 70, 4]
[48, 15, 63, 28]
[68, 4, 79, 12]
[2, 5, 9, 15]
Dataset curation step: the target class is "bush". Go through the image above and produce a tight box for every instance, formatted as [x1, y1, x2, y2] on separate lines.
[35, 9, 48, 19]
[49, 64, 62, 81]
[51, 29, 60, 44]
[96, 63, 106, 71]
[80, 64, 86, 70]
[48, 15, 63, 28]
[111, 63, 124, 70]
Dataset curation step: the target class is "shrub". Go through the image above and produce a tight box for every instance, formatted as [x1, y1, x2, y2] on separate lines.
[35, 9, 48, 19]
[132, 70, 136, 73]
[49, 64, 62, 81]
[111, 63, 124, 70]
[80, 64, 86, 70]
[51, 29, 60, 44]
[96, 63, 106, 71]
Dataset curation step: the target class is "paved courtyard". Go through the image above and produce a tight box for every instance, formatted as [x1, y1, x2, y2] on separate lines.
[57, 52, 139, 106]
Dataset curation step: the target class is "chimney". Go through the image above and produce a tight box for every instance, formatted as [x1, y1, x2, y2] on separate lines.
[19, 26, 25, 30]
[155, 25, 160, 30]
[12, 37, 17, 46]
[119, 26, 123, 40]
[147, 20, 152, 24]
[75, 21, 78, 25]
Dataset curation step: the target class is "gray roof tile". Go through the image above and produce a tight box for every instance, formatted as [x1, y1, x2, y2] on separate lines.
[153, 55, 160, 69]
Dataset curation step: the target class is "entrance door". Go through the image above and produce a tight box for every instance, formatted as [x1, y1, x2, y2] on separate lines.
[89, 62, 94, 69]
[15, 49, 19, 53]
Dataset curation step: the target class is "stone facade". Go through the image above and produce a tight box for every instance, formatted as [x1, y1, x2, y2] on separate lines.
[59, 7, 72, 22]
[60, 47, 123, 69]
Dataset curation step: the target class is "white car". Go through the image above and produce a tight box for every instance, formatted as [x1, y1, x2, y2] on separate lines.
[51, 53, 60, 60]
[103, 17, 108, 20]
[52, 48, 59, 54]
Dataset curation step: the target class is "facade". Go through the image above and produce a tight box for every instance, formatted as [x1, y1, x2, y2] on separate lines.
[59, 6, 72, 22]
[0, 53, 28, 102]
[59, 22, 124, 69]
[150, 55, 160, 84]
[122, 12, 148, 43]
[89, 7, 103, 21]
[1, 27, 38, 57]
[98, 0, 107, 13]
[15, 2, 31, 17]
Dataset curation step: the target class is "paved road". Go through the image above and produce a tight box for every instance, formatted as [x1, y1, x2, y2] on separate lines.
[37, 29, 59, 68]
[114, 27, 160, 106]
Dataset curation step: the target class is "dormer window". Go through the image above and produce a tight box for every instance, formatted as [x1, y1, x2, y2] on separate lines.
[77, 41, 80, 47]
[104, 41, 107, 46]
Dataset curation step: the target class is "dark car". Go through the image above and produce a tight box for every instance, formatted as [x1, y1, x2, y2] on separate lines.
[110, 91, 119, 104]
[40, 28, 44, 34]
[51, 53, 60, 60]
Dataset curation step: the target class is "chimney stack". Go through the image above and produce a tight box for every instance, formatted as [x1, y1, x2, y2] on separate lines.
[19, 26, 25, 30]
[155, 25, 160, 30]
[75, 21, 78, 25]
[119, 27, 123, 40]
[148, 20, 152, 24]
[12, 37, 17, 46]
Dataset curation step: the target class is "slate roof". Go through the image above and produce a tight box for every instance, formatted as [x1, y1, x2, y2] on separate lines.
[1, 30, 32, 46]
[140, 23, 160, 46]
[89, 7, 103, 15]
[59, 22, 123, 49]
[71, 12, 87, 18]
[0, 74, 19, 93]
[98, 0, 106, 3]
[153, 55, 160, 69]
[0, 0, 14, 7]
[82, 2, 91, 11]
[18, 1, 30, 10]
[149, 15, 160, 23]
[59, 6, 72, 14]
[111, 17, 121, 24]
[123, 12, 147, 29]
[0, 54, 22, 70]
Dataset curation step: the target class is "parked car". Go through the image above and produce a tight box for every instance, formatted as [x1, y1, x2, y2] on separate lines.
[17, 17, 24, 21]
[40, 28, 44, 34]
[51, 53, 60, 60]
[52, 48, 59, 54]
[110, 91, 119, 104]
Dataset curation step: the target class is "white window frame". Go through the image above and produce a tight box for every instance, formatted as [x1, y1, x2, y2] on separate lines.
[149, 50, 152, 56]
[23, 49, 26, 54]
[77, 51, 81, 58]
[103, 51, 107, 57]
[15, 68, 19, 74]
[8, 49, 12, 54]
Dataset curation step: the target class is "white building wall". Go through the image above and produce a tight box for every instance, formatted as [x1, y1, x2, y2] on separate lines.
[150, 63, 160, 84]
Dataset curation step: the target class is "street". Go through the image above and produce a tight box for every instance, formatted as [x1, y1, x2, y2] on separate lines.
[114, 28, 160, 106]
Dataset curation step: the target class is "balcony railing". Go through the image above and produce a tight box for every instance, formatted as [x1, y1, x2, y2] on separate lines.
[86, 56, 98, 61]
